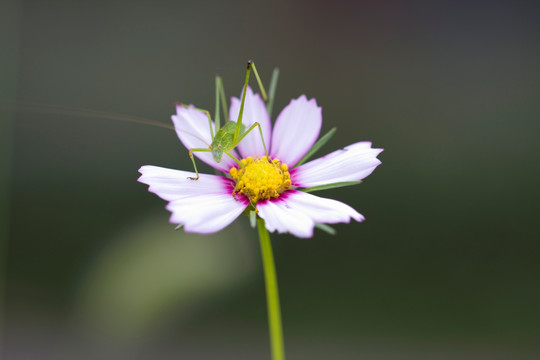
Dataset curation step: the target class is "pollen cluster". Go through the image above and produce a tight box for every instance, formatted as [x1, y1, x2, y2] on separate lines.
[230, 156, 291, 203]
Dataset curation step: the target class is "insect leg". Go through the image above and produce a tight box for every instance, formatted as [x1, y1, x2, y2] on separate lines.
[233, 60, 270, 144]
[233, 61, 253, 143]
[188, 148, 212, 180]
[224, 151, 243, 168]
[250, 62, 268, 101]
[233, 122, 269, 159]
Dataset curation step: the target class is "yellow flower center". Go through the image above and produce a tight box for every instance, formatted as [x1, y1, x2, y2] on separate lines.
[229, 156, 292, 203]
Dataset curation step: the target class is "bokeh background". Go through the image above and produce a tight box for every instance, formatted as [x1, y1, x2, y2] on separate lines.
[1, 0, 540, 359]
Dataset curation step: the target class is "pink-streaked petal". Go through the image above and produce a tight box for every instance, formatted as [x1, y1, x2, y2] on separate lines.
[171, 105, 238, 172]
[280, 190, 364, 224]
[270, 95, 322, 167]
[229, 86, 272, 158]
[257, 198, 314, 238]
[292, 142, 383, 187]
[167, 192, 247, 234]
[138, 165, 233, 201]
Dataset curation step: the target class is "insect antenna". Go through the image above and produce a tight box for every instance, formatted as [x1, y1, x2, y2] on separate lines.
[16, 103, 175, 131]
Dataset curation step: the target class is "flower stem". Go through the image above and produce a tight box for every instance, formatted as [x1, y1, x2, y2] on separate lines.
[257, 218, 285, 360]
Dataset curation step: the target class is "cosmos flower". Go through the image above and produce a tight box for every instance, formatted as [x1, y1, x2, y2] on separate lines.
[138, 87, 383, 238]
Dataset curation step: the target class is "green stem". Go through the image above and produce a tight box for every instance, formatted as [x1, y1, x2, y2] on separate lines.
[257, 218, 285, 360]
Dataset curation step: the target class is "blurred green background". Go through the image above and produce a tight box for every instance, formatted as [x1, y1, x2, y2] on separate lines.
[2, 0, 540, 359]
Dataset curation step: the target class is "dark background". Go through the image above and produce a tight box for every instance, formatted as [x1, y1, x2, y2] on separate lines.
[1, 0, 539, 359]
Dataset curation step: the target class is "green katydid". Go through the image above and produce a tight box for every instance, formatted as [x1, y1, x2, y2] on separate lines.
[184, 60, 278, 180]
[14, 61, 284, 183]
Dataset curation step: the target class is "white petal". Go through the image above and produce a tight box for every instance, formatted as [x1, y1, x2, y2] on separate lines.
[279, 190, 364, 224]
[270, 95, 322, 167]
[171, 105, 238, 172]
[229, 86, 272, 158]
[292, 142, 383, 187]
[257, 198, 314, 238]
[167, 193, 247, 234]
[138, 165, 247, 234]
[138, 165, 232, 201]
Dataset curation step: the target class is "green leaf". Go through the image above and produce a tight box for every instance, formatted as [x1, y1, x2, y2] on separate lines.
[295, 127, 337, 167]
[302, 180, 362, 193]
[266, 68, 280, 118]
[315, 223, 336, 235]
